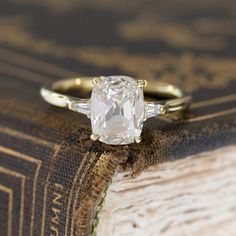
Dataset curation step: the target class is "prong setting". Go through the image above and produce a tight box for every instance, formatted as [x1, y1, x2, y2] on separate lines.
[134, 136, 142, 143]
[92, 76, 105, 86]
[90, 133, 100, 141]
[137, 79, 147, 88]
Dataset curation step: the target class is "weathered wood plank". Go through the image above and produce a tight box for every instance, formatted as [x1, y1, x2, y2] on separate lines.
[97, 146, 236, 236]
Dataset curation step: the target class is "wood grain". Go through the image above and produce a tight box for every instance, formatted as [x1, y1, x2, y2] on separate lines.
[96, 146, 236, 236]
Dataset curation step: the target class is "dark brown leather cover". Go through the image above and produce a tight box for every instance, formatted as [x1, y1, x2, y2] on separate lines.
[0, 0, 235, 235]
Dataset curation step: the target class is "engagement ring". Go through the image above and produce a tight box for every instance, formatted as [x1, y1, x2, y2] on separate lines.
[40, 76, 191, 145]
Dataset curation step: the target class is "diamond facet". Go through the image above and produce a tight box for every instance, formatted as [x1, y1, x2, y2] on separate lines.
[90, 76, 145, 145]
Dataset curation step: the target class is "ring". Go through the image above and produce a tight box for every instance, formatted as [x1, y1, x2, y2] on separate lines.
[40, 76, 191, 145]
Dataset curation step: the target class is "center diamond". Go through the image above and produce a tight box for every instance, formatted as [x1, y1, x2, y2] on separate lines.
[90, 76, 145, 145]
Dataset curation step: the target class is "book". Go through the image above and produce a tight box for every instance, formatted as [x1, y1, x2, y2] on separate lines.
[96, 146, 236, 236]
[0, 0, 235, 235]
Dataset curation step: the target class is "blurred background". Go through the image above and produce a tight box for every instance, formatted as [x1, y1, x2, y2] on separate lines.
[0, 0, 236, 99]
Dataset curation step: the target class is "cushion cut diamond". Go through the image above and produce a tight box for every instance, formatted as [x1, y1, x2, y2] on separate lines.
[90, 76, 145, 145]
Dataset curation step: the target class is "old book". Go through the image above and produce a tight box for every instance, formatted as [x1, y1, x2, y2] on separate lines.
[0, 0, 235, 236]
[96, 146, 236, 236]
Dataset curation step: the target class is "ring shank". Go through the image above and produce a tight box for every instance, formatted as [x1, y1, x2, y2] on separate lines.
[52, 77, 93, 92]
[41, 77, 191, 117]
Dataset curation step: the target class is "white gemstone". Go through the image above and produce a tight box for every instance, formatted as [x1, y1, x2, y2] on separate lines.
[72, 100, 91, 116]
[90, 76, 145, 145]
[145, 102, 165, 119]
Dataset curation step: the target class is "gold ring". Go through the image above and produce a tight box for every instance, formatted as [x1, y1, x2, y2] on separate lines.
[40, 75, 191, 145]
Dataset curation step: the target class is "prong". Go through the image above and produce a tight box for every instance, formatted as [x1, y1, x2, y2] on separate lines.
[134, 136, 142, 143]
[90, 133, 99, 141]
[92, 76, 104, 86]
[137, 80, 147, 88]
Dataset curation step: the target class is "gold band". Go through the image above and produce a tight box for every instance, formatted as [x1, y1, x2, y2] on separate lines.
[41, 77, 191, 116]
[40, 76, 191, 145]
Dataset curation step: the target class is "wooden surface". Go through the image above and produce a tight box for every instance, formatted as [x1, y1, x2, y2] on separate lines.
[96, 146, 236, 236]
